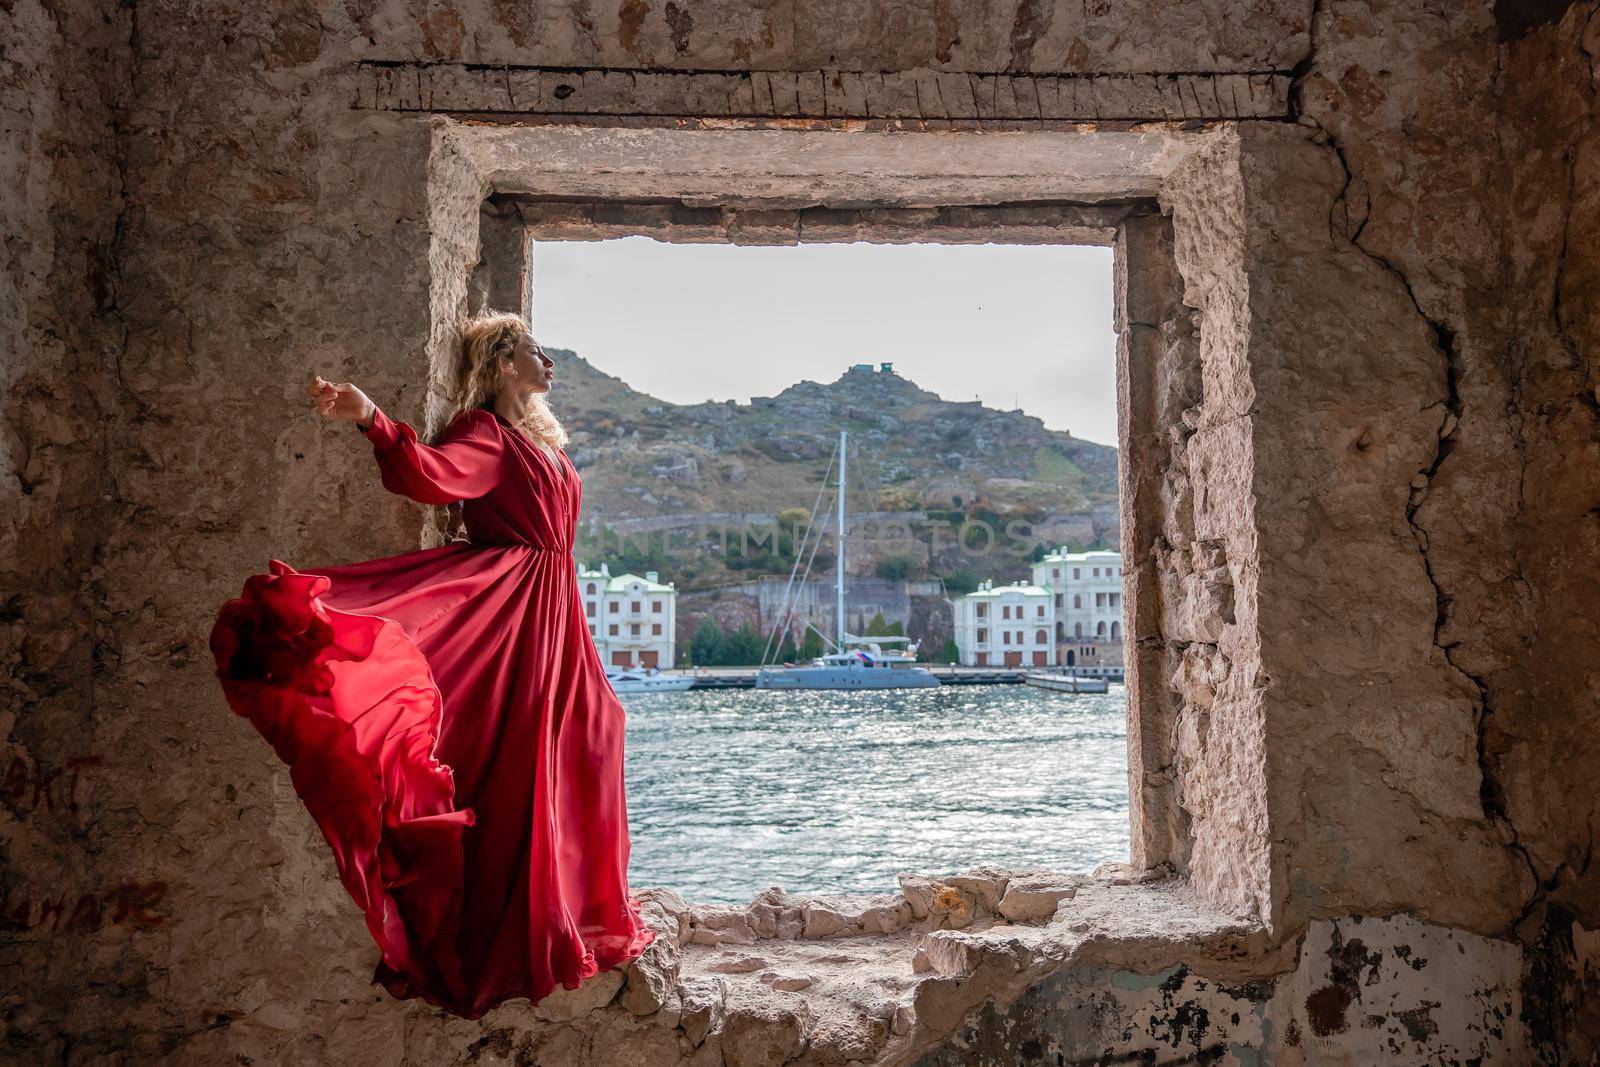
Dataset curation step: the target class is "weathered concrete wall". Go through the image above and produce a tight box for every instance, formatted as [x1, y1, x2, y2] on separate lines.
[4, 0, 1600, 1063]
[1254, 10, 1600, 1061]
[1266, 0, 1536, 940]
[1, 0, 130, 1046]
[1501, 0, 1600, 932]
[1228, 116, 1531, 935]
[2, 4, 467, 1060]
[1137, 7, 1600, 1056]
[1497, 4, 1600, 1060]
[322, 0, 1310, 74]
[919, 912, 1525, 1065]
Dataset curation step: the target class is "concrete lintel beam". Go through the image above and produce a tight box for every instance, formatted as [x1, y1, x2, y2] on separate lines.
[357, 62, 1291, 123]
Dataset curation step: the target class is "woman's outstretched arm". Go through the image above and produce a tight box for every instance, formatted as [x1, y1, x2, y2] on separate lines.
[308, 375, 504, 505]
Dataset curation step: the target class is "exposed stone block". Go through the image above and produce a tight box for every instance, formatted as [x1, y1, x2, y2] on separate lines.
[758, 971, 815, 992]
[505, 67, 546, 110]
[800, 904, 853, 940]
[766, 72, 802, 117]
[724, 209, 799, 246]
[705, 953, 772, 975]
[795, 71, 826, 117]
[720, 1001, 809, 1067]
[998, 874, 1087, 923]
[859, 899, 915, 934]
[532, 968, 625, 1021]
[944, 866, 1010, 915]
[621, 928, 683, 1016]
[913, 931, 983, 976]
[898, 874, 978, 929]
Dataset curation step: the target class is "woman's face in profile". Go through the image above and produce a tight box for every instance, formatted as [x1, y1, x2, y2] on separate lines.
[506, 332, 555, 393]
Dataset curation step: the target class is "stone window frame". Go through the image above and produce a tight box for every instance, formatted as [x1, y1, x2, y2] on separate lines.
[427, 122, 1259, 924]
[480, 191, 1192, 881]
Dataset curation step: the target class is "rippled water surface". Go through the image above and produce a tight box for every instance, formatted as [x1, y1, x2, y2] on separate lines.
[621, 684, 1129, 904]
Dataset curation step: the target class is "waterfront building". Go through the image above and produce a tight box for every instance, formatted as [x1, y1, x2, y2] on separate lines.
[951, 579, 1056, 668]
[1033, 547, 1125, 641]
[1032, 547, 1126, 668]
[577, 561, 678, 668]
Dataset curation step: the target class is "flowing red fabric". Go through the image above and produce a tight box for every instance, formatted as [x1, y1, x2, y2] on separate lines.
[209, 404, 655, 1018]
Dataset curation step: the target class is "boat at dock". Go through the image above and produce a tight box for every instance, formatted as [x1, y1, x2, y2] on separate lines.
[1023, 670, 1111, 694]
[604, 666, 697, 694]
[755, 636, 941, 690]
[752, 430, 940, 691]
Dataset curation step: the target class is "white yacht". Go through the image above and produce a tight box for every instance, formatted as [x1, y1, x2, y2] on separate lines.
[604, 666, 696, 694]
[755, 636, 941, 689]
[752, 430, 941, 691]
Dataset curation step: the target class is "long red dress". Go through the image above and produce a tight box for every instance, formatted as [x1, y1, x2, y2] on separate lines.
[209, 402, 656, 1018]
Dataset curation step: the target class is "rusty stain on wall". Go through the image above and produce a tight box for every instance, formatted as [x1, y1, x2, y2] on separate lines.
[2, 882, 169, 934]
[1, 755, 102, 817]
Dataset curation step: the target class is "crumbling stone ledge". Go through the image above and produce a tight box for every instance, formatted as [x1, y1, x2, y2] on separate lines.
[494, 864, 1282, 1066]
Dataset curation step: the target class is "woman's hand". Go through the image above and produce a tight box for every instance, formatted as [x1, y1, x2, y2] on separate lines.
[307, 376, 376, 430]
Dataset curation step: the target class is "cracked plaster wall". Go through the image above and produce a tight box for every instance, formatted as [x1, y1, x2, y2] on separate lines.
[1281, 0, 1555, 939]
[1284, 0, 1600, 948]
[3, 0, 1598, 1063]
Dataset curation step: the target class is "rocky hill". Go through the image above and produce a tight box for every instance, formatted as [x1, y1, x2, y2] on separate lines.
[550, 348, 1120, 590]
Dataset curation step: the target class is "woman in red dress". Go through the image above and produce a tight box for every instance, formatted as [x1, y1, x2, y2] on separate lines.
[209, 311, 656, 1018]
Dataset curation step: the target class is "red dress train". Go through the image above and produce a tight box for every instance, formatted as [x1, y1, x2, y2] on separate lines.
[209, 404, 655, 1018]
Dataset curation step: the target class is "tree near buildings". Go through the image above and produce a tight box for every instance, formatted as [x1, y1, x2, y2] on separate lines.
[690, 618, 724, 666]
[863, 611, 904, 637]
[725, 623, 765, 665]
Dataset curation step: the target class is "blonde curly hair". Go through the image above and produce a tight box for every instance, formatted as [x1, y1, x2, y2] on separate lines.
[445, 310, 568, 451]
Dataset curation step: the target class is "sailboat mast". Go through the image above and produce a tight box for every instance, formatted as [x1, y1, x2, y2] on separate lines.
[837, 429, 846, 648]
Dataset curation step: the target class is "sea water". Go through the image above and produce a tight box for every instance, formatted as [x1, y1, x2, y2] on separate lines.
[622, 684, 1129, 904]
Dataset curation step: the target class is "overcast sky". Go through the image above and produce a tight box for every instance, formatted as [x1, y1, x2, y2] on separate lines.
[530, 238, 1119, 446]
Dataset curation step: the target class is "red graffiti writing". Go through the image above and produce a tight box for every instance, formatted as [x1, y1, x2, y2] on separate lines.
[1, 755, 103, 816]
[1, 881, 168, 933]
